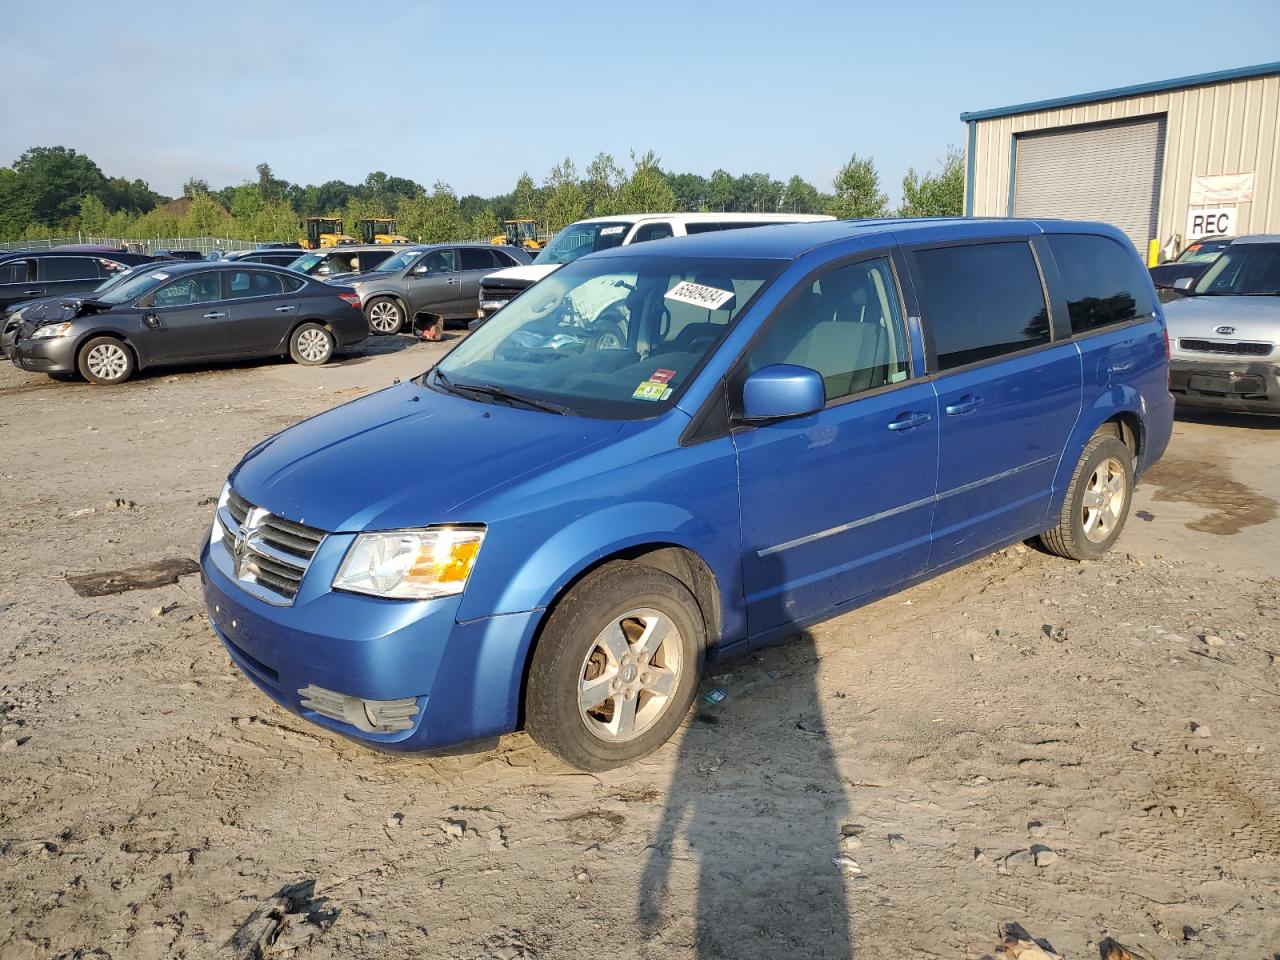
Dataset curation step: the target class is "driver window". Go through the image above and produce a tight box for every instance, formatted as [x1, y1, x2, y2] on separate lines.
[745, 257, 910, 402]
[630, 222, 674, 244]
[153, 272, 223, 308]
[416, 249, 456, 274]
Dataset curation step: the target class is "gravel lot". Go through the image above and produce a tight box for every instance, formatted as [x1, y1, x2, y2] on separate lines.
[1, 337, 1278, 960]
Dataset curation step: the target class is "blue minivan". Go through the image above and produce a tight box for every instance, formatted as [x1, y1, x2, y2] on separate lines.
[201, 218, 1173, 770]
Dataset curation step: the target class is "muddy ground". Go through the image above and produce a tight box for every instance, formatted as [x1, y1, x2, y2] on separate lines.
[1, 337, 1278, 960]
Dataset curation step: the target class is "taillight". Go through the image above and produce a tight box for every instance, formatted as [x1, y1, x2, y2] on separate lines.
[338, 293, 361, 307]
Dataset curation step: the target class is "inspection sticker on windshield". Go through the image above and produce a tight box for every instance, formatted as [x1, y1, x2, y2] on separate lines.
[665, 281, 734, 310]
[633, 380, 673, 402]
[649, 368, 676, 384]
[151, 272, 170, 280]
[600, 225, 626, 235]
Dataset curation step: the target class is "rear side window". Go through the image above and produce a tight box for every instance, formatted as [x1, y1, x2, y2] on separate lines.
[1047, 233, 1155, 333]
[39, 257, 98, 281]
[914, 241, 1050, 370]
[630, 222, 674, 244]
[492, 250, 520, 267]
[684, 222, 722, 235]
[225, 270, 288, 299]
[460, 248, 497, 270]
[360, 250, 395, 271]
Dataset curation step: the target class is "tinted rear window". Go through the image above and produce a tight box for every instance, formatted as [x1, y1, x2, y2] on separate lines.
[460, 248, 497, 270]
[914, 241, 1050, 370]
[39, 257, 98, 282]
[1047, 233, 1155, 333]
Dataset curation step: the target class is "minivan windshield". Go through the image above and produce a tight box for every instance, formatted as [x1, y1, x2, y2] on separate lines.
[1192, 243, 1280, 295]
[434, 254, 783, 418]
[533, 221, 633, 266]
[95, 269, 177, 305]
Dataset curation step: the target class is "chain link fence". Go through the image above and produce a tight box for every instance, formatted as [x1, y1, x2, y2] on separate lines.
[0, 236, 259, 255]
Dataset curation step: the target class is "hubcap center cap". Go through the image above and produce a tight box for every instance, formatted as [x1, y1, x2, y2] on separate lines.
[621, 664, 638, 684]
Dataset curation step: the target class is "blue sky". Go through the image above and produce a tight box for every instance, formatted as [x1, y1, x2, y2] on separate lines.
[3, 0, 1279, 203]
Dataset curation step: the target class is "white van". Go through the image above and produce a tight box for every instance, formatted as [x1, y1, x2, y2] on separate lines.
[475, 212, 833, 320]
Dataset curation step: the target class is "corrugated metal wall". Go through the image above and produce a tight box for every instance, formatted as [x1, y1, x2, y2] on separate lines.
[967, 72, 1280, 246]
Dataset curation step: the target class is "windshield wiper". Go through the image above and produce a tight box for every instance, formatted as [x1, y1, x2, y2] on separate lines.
[431, 367, 462, 395]
[455, 381, 573, 415]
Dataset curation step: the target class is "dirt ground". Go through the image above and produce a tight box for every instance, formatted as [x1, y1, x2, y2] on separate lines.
[1, 337, 1278, 960]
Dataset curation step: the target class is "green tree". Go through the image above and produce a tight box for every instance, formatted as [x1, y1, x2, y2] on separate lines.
[256, 163, 288, 204]
[616, 150, 675, 214]
[179, 194, 230, 236]
[828, 153, 889, 219]
[402, 182, 462, 243]
[11, 146, 107, 225]
[666, 171, 709, 211]
[707, 169, 735, 211]
[583, 152, 624, 217]
[183, 178, 210, 198]
[897, 147, 965, 218]
[470, 208, 501, 242]
[780, 175, 823, 213]
[77, 193, 111, 235]
[513, 173, 541, 223]
[541, 157, 586, 231]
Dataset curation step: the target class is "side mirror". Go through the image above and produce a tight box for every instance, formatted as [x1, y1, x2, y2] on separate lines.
[741, 364, 825, 422]
[143, 311, 160, 329]
[1172, 276, 1194, 291]
[412, 264, 430, 275]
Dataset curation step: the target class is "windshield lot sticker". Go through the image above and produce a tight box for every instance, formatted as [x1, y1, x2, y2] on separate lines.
[665, 281, 734, 310]
[600, 226, 626, 235]
[151, 272, 170, 280]
[649, 368, 676, 384]
[633, 380, 672, 402]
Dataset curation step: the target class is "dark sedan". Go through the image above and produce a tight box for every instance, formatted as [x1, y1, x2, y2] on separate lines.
[9, 262, 367, 385]
[340, 243, 531, 336]
[1149, 235, 1233, 301]
[0, 249, 154, 310]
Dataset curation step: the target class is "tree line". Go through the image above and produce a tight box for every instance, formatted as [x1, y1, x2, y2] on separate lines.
[0, 145, 964, 245]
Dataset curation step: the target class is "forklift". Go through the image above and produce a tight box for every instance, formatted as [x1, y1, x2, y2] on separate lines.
[300, 217, 357, 249]
[491, 219, 542, 252]
[359, 218, 411, 245]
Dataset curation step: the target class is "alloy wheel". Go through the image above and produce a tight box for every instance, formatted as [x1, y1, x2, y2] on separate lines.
[368, 301, 401, 333]
[296, 328, 331, 363]
[1081, 457, 1126, 542]
[577, 608, 683, 743]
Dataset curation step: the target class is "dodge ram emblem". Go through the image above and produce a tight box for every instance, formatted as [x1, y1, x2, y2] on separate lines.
[1215, 325, 1236, 335]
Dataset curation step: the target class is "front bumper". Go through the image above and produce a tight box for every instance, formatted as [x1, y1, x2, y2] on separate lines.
[1169, 358, 1280, 414]
[200, 534, 543, 752]
[10, 335, 76, 373]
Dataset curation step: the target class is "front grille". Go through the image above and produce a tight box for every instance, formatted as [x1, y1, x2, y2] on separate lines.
[479, 282, 527, 305]
[218, 489, 325, 604]
[1179, 338, 1273, 356]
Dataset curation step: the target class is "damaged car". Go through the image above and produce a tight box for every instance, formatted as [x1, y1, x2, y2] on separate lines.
[9, 262, 367, 385]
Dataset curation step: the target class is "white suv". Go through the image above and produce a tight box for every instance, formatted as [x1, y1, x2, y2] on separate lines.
[475, 212, 833, 321]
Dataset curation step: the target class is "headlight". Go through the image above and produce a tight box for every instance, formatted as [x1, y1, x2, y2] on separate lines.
[209, 481, 231, 541]
[31, 322, 73, 340]
[333, 527, 484, 600]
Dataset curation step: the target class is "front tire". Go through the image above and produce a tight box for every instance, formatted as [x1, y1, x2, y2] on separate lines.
[76, 336, 134, 385]
[365, 297, 404, 335]
[525, 563, 705, 770]
[1039, 434, 1134, 560]
[289, 323, 335, 366]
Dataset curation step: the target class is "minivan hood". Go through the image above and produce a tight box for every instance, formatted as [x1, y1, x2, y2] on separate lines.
[1164, 295, 1280, 342]
[231, 379, 626, 532]
[482, 263, 560, 286]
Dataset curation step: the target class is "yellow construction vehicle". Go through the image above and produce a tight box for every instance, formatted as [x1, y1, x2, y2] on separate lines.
[359, 218, 411, 245]
[491, 219, 541, 252]
[300, 217, 357, 249]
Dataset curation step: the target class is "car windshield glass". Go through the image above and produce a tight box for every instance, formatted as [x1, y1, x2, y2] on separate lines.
[533, 221, 632, 265]
[91, 265, 148, 293]
[96, 269, 176, 304]
[287, 253, 323, 274]
[435, 254, 783, 418]
[1176, 238, 1231, 263]
[1193, 243, 1280, 295]
[375, 249, 422, 273]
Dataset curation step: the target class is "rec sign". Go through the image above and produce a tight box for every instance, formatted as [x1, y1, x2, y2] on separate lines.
[1186, 207, 1236, 240]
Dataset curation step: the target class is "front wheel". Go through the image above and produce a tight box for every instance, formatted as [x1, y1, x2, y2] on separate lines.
[77, 336, 135, 385]
[289, 323, 335, 366]
[1039, 434, 1134, 560]
[525, 563, 705, 770]
[365, 297, 404, 335]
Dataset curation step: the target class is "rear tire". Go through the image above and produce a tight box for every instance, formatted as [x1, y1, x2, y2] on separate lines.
[289, 323, 335, 366]
[1039, 434, 1134, 560]
[525, 563, 705, 770]
[365, 297, 404, 335]
[76, 336, 134, 385]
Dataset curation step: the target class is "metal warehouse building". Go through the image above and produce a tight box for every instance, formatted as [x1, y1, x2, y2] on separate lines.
[962, 61, 1280, 262]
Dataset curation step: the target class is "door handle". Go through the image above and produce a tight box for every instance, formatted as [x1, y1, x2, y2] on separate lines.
[1109, 361, 1134, 374]
[203, 311, 226, 319]
[944, 395, 981, 416]
[23, 289, 42, 295]
[445, 278, 460, 285]
[888, 411, 933, 432]
[275, 305, 296, 313]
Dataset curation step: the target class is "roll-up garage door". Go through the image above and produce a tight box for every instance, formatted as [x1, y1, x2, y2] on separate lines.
[1012, 116, 1166, 250]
